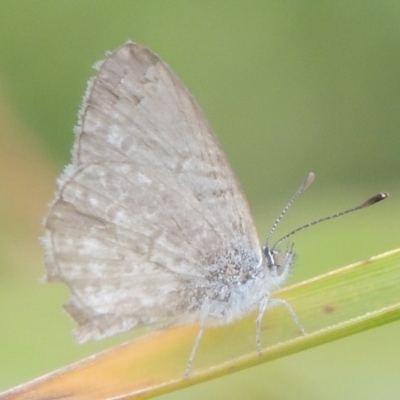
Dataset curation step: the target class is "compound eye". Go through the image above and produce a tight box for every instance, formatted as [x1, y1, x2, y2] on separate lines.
[272, 252, 285, 271]
[264, 248, 285, 275]
[274, 263, 285, 277]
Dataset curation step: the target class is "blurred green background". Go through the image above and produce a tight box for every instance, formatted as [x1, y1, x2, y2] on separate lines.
[0, 1, 399, 399]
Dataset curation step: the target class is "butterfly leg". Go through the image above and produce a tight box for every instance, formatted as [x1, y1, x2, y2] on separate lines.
[256, 296, 306, 356]
[268, 298, 306, 335]
[184, 324, 206, 379]
[256, 295, 270, 355]
[269, 299, 307, 335]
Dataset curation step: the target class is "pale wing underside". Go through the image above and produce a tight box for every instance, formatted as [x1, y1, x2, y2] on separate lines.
[44, 43, 260, 342]
[74, 43, 257, 242]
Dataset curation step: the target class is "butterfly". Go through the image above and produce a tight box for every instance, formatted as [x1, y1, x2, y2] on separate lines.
[42, 42, 387, 377]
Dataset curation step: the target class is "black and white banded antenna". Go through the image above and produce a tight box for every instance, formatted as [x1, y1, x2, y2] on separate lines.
[265, 172, 388, 250]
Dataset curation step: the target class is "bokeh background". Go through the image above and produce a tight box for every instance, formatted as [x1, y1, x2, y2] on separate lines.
[1, 1, 399, 399]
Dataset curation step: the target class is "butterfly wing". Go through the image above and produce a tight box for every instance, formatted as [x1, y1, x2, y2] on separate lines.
[43, 43, 261, 342]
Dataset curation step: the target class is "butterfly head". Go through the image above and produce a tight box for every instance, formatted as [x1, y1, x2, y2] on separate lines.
[261, 243, 295, 287]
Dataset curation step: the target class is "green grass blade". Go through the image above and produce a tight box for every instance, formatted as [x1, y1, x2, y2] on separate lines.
[1, 249, 399, 400]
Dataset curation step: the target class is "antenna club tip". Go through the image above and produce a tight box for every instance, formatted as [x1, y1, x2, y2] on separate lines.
[376, 192, 389, 201]
[302, 172, 315, 190]
[362, 192, 389, 207]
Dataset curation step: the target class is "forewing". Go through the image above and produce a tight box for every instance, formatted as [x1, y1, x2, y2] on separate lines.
[75, 43, 258, 247]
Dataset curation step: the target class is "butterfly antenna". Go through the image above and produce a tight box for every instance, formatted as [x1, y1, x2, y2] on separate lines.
[272, 192, 389, 250]
[265, 172, 315, 248]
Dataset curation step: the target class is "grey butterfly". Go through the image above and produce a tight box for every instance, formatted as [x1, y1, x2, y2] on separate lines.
[42, 42, 387, 376]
